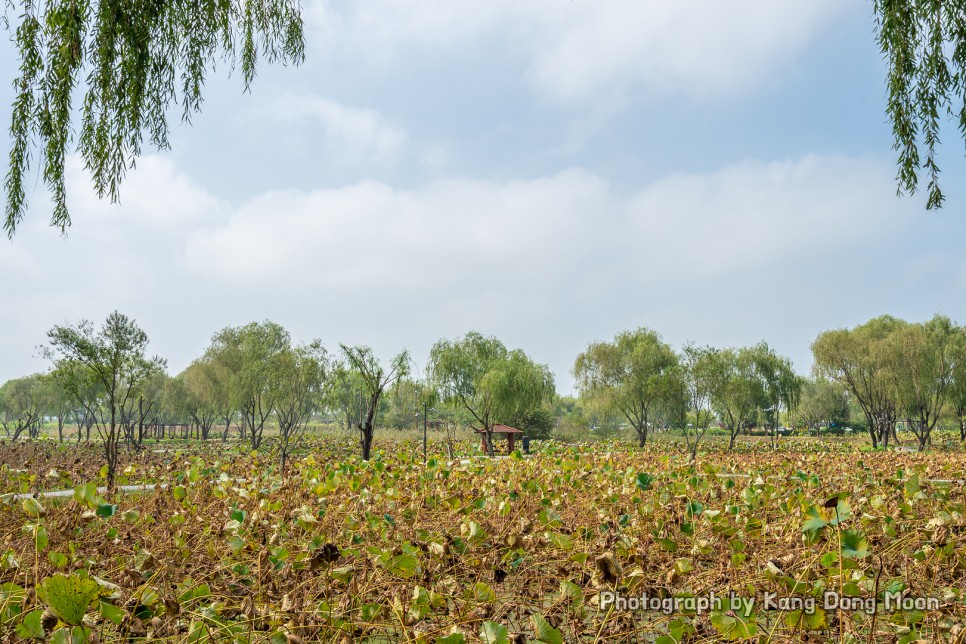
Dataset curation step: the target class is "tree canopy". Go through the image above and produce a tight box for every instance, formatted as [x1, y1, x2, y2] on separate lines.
[43, 310, 165, 487]
[0, 373, 48, 440]
[812, 314, 963, 450]
[3, 0, 305, 236]
[429, 331, 555, 456]
[874, 0, 966, 209]
[204, 320, 290, 450]
[572, 327, 678, 447]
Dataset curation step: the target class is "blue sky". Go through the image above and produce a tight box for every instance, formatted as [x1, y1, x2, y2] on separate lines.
[2, 0, 965, 394]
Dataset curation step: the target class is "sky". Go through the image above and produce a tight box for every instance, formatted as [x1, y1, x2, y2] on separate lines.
[2, 0, 966, 395]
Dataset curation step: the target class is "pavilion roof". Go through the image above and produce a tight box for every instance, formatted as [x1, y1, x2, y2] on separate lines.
[473, 424, 524, 434]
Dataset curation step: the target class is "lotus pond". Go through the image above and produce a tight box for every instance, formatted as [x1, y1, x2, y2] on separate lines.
[1, 438, 965, 642]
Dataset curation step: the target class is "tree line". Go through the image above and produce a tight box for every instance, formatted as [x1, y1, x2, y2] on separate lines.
[0, 313, 558, 488]
[3, 311, 965, 486]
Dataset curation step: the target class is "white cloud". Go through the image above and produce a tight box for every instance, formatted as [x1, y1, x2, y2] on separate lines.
[625, 154, 902, 277]
[269, 95, 408, 168]
[0, 151, 938, 392]
[182, 154, 902, 294]
[307, 0, 847, 103]
[66, 156, 228, 226]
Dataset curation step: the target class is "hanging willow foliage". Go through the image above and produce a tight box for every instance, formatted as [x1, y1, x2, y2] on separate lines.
[3, 0, 304, 236]
[874, 0, 966, 210]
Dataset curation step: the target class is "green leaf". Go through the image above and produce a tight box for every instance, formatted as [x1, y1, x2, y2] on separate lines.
[538, 508, 563, 528]
[435, 633, 466, 644]
[558, 580, 584, 609]
[0, 583, 26, 624]
[840, 529, 869, 558]
[48, 551, 68, 568]
[95, 504, 117, 518]
[172, 486, 187, 501]
[901, 609, 925, 625]
[531, 613, 563, 644]
[385, 553, 420, 579]
[548, 532, 573, 551]
[470, 582, 497, 603]
[710, 610, 758, 640]
[98, 600, 125, 626]
[331, 566, 353, 583]
[73, 483, 99, 509]
[828, 498, 851, 525]
[636, 473, 655, 491]
[32, 525, 48, 551]
[36, 574, 100, 626]
[904, 475, 920, 498]
[654, 537, 678, 552]
[480, 621, 508, 644]
[802, 505, 827, 535]
[897, 631, 922, 644]
[178, 583, 211, 605]
[784, 607, 827, 630]
[15, 608, 44, 639]
[21, 497, 44, 518]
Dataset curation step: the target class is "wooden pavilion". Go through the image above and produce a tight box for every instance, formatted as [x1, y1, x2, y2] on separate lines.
[474, 424, 524, 454]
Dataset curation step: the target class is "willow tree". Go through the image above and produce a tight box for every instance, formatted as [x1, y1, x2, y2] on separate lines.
[812, 316, 906, 449]
[0, 373, 48, 440]
[679, 343, 720, 463]
[429, 332, 555, 457]
[205, 321, 289, 451]
[572, 327, 677, 447]
[4, 0, 304, 235]
[707, 348, 763, 452]
[44, 311, 165, 490]
[948, 326, 966, 441]
[747, 342, 802, 441]
[177, 359, 223, 441]
[796, 377, 851, 436]
[275, 342, 329, 472]
[874, 1, 966, 209]
[887, 315, 958, 451]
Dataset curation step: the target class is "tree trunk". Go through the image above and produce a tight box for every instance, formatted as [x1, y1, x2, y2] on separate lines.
[106, 404, 118, 492]
[360, 424, 374, 460]
[359, 393, 379, 461]
[917, 414, 931, 451]
[137, 397, 144, 450]
[864, 410, 878, 449]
